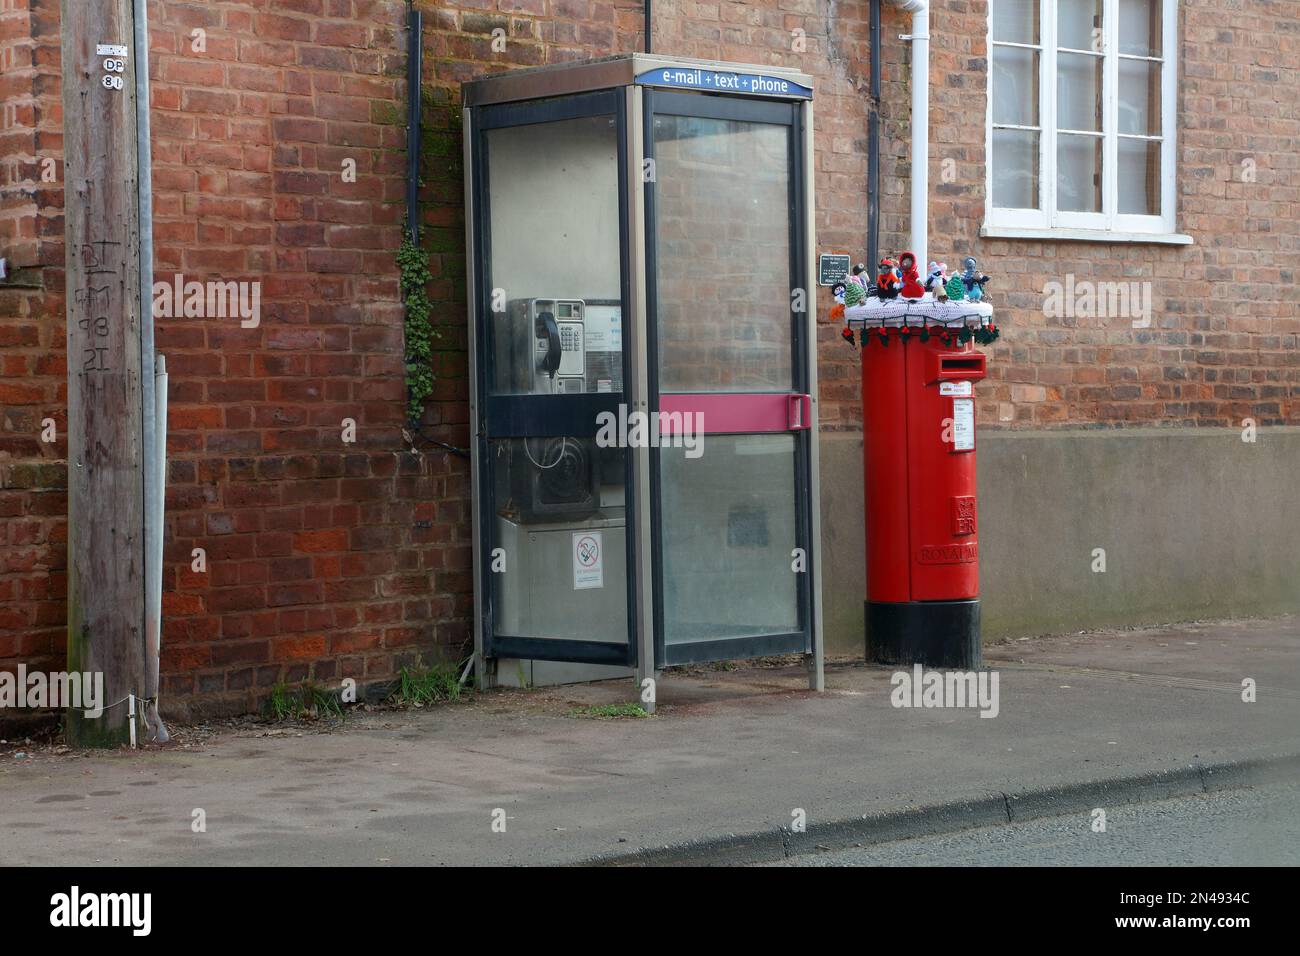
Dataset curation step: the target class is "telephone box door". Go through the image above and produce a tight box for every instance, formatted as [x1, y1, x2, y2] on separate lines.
[470, 91, 638, 667]
[644, 91, 815, 667]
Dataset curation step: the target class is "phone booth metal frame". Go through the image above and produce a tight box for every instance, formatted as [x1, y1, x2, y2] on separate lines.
[463, 55, 824, 707]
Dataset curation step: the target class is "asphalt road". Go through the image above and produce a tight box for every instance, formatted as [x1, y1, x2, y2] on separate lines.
[771, 783, 1300, 866]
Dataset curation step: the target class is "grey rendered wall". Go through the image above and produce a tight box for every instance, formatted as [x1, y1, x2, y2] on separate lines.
[818, 427, 1300, 654]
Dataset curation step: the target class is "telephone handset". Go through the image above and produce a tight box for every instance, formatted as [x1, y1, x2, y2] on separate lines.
[534, 310, 562, 379]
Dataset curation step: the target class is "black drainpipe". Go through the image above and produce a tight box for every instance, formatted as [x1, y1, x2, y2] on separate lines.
[406, 2, 423, 241]
[867, 0, 881, 271]
[645, 0, 652, 53]
[402, 3, 466, 456]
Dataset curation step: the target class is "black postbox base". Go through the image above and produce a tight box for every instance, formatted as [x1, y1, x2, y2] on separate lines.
[865, 599, 982, 669]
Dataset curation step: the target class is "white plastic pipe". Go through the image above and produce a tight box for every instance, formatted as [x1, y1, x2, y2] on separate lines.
[144, 355, 169, 744]
[887, 0, 929, 270]
[134, 0, 167, 745]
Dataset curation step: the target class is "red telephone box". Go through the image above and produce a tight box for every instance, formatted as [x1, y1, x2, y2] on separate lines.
[861, 333, 986, 667]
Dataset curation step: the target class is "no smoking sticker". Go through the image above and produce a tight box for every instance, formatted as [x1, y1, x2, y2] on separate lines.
[572, 532, 603, 590]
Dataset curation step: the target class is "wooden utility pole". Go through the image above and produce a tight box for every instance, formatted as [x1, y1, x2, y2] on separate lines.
[60, 0, 147, 747]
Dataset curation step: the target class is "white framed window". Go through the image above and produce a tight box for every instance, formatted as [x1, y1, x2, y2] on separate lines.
[984, 0, 1189, 243]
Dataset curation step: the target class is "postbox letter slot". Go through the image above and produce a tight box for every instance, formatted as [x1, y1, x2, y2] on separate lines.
[925, 348, 982, 387]
[926, 351, 987, 385]
[939, 356, 985, 376]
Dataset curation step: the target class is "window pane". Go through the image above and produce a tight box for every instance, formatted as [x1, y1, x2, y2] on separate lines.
[992, 46, 1039, 126]
[491, 439, 628, 645]
[653, 114, 792, 392]
[660, 434, 799, 646]
[1057, 133, 1102, 212]
[1118, 58, 1161, 135]
[486, 114, 621, 396]
[1057, 52, 1102, 131]
[1118, 137, 1161, 215]
[992, 128, 1039, 208]
[1058, 0, 1103, 51]
[991, 0, 1039, 45]
[1119, 0, 1163, 56]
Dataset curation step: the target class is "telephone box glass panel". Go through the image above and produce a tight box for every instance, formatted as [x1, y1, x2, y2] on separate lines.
[659, 434, 799, 645]
[485, 115, 624, 396]
[652, 114, 793, 392]
[489, 438, 629, 647]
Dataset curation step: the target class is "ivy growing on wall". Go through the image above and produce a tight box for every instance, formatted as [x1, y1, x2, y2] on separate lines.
[398, 229, 437, 423]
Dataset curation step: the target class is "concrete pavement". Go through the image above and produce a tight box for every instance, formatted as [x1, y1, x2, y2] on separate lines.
[1, 616, 1296, 866]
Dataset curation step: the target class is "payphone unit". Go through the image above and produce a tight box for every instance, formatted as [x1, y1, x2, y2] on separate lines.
[494, 298, 623, 396]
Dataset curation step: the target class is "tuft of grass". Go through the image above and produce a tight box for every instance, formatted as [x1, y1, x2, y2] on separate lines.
[267, 681, 343, 721]
[566, 703, 651, 720]
[268, 682, 294, 720]
[389, 656, 463, 707]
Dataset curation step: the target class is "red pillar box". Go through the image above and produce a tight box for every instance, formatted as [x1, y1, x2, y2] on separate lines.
[860, 329, 988, 668]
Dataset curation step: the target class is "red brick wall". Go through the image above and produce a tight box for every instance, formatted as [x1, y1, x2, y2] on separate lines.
[0, 0, 40, 277]
[2, 0, 1296, 714]
[1, 0, 474, 718]
[923, 0, 1298, 429]
[456, 0, 1292, 434]
[0, 0, 65, 685]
